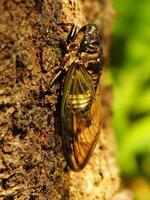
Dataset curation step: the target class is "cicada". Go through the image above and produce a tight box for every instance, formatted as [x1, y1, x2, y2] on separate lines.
[50, 24, 104, 171]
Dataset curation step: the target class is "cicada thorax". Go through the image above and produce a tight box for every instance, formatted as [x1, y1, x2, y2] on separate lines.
[77, 25, 104, 90]
[62, 24, 104, 90]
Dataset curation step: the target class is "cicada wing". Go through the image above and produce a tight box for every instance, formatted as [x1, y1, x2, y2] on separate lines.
[61, 62, 102, 171]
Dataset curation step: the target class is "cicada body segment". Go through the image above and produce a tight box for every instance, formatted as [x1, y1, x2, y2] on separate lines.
[61, 62, 102, 171]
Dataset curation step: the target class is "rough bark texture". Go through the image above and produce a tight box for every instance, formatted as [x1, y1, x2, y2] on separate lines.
[0, 0, 132, 200]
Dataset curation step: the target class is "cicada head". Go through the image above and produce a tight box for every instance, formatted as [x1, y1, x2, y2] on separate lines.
[79, 24, 101, 54]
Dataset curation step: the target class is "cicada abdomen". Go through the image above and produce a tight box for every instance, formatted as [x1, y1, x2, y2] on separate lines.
[50, 24, 104, 171]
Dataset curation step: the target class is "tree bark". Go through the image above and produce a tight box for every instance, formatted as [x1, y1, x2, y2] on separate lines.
[0, 0, 131, 199]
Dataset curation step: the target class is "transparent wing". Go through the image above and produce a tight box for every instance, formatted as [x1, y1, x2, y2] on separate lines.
[61, 62, 102, 171]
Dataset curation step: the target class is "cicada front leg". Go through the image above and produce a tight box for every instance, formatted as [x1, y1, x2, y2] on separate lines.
[49, 24, 77, 88]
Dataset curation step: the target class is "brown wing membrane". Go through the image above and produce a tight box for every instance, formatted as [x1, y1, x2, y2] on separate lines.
[61, 62, 102, 171]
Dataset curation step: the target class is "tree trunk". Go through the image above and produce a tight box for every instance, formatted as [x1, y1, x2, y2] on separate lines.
[0, 0, 132, 199]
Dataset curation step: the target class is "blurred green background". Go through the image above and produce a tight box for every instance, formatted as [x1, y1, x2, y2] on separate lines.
[106, 0, 150, 199]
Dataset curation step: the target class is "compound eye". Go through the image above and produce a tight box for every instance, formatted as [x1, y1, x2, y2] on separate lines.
[79, 38, 90, 52]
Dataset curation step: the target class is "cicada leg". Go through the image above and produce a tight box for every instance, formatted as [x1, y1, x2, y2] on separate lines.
[66, 24, 77, 44]
[48, 24, 77, 88]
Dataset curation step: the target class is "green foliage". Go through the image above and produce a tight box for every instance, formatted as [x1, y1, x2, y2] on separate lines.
[108, 0, 150, 179]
